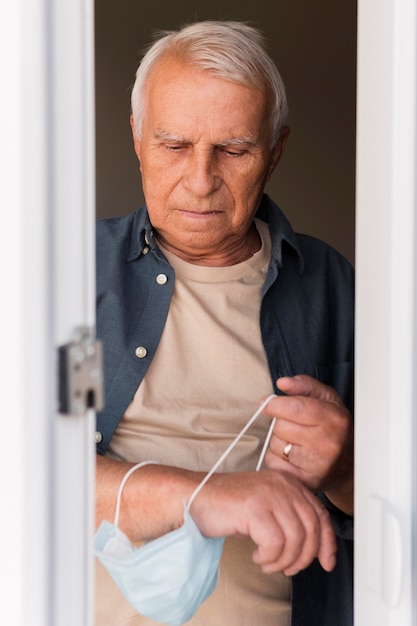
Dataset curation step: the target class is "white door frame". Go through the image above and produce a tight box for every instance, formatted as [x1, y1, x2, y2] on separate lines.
[0, 1, 97, 624]
[355, 0, 417, 623]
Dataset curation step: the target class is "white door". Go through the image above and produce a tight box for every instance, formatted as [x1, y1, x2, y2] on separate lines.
[355, 0, 417, 623]
[0, 1, 97, 625]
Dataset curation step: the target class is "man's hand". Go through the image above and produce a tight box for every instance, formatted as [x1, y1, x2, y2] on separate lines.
[262, 375, 354, 515]
[190, 469, 337, 576]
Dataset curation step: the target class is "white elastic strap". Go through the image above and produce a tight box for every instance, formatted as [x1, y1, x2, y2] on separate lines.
[256, 417, 276, 471]
[113, 460, 158, 527]
[187, 394, 276, 510]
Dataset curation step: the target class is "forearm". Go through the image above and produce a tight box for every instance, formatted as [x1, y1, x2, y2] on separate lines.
[95, 454, 203, 542]
[96, 455, 338, 574]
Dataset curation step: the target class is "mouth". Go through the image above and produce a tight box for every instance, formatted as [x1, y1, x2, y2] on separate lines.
[178, 208, 223, 218]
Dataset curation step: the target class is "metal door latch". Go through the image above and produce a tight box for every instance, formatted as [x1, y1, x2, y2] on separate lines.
[58, 326, 104, 415]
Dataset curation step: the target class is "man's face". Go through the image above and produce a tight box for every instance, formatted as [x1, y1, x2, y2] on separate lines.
[131, 57, 287, 264]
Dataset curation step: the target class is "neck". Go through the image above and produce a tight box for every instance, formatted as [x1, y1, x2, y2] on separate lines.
[156, 223, 261, 267]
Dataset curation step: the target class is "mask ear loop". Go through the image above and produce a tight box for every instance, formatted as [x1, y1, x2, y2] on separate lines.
[256, 416, 276, 471]
[187, 394, 277, 511]
[113, 460, 158, 528]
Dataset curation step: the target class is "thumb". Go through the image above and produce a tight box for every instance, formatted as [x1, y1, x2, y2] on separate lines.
[276, 375, 342, 405]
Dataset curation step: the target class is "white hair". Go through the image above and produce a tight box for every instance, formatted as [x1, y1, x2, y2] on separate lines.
[131, 21, 288, 147]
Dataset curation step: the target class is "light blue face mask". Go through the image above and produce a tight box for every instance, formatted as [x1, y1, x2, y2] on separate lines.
[94, 394, 276, 626]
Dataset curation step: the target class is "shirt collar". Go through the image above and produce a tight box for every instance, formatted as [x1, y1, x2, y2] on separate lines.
[125, 209, 156, 262]
[255, 194, 304, 274]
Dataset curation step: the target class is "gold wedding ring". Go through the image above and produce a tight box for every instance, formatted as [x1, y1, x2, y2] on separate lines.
[283, 442, 292, 462]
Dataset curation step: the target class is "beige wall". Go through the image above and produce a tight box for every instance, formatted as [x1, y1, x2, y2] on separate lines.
[95, 1, 356, 264]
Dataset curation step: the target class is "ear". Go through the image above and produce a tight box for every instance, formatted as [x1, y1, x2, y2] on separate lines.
[130, 114, 141, 162]
[266, 125, 290, 181]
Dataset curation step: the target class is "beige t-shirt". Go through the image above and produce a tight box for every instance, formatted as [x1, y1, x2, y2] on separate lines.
[96, 218, 291, 625]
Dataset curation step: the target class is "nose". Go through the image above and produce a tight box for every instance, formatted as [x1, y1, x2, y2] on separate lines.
[183, 149, 221, 198]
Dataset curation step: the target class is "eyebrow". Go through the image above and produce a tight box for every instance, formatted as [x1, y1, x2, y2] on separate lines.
[217, 136, 258, 148]
[154, 129, 258, 147]
[154, 130, 188, 143]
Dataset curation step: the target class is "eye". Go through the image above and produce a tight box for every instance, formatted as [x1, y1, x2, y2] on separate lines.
[221, 147, 246, 158]
[166, 144, 185, 152]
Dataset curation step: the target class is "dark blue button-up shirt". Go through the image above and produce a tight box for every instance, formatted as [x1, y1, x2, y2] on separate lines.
[96, 193, 354, 626]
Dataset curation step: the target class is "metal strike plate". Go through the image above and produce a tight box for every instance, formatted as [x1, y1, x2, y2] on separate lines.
[58, 326, 104, 415]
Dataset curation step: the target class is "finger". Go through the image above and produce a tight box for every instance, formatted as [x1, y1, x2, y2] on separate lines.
[265, 428, 324, 470]
[252, 506, 308, 574]
[263, 393, 323, 427]
[284, 493, 337, 576]
[305, 491, 338, 572]
[269, 437, 302, 469]
[264, 392, 350, 435]
[261, 511, 320, 576]
[276, 375, 343, 405]
[253, 487, 329, 575]
[247, 476, 310, 572]
[250, 509, 286, 566]
[270, 419, 315, 448]
[280, 500, 324, 575]
[265, 446, 325, 492]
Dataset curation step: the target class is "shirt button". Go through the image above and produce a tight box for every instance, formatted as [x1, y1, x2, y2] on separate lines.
[156, 273, 168, 285]
[95, 431, 103, 444]
[135, 346, 147, 358]
[142, 246, 150, 255]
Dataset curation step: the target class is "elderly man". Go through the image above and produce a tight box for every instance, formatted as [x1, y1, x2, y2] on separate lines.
[95, 20, 354, 626]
